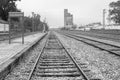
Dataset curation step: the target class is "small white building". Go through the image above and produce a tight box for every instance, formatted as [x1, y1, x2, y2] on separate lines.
[0, 19, 9, 32]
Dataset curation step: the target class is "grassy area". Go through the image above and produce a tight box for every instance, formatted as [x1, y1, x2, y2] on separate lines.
[89, 29, 120, 35]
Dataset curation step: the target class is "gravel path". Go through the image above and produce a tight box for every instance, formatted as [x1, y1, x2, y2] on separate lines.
[4, 37, 46, 80]
[56, 32, 120, 80]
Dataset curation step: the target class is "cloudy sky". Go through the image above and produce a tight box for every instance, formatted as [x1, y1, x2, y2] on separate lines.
[17, 0, 117, 28]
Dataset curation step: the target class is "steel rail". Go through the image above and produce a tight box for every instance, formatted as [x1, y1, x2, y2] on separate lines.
[55, 34, 90, 80]
[69, 30, 120, 41]
[60, 32, 120, 56]
[64, 32, 120, 48]
[27, 34, 49, 80]
[28, 32, 89, 80]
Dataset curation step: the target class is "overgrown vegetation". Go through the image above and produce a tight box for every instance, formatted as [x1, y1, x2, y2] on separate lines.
[109, 0, 120, 24]
[0, 0, 20, 21]
[24, 15, 49, 32]
[0, 0, 49, 32]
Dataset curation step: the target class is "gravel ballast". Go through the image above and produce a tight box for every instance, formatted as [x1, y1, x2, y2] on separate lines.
[4, 37, 47, 80]
[56, 32, 120, 80]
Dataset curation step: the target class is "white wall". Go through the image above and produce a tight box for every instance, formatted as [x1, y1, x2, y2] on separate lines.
[92, 26, 120, 30]
[105, 26, 120, 29]
[0, 24, 9, 32]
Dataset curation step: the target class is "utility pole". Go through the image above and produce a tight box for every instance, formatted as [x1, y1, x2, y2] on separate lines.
[32, 12, 34, 32]
[8, 18, 11, 44]
[108, 9, 111, 26]
[103, 9, 106, 29]
[43, 23, 46, 33]
[43, 18, 46, 33]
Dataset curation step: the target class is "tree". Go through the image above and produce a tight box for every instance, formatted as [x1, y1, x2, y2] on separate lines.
[23, 15, 49, 32]
[0, 0, 20, 21]
[44, 22, 49, 31]
[24, 16, 32, 32]
[109, 0, 120, 24]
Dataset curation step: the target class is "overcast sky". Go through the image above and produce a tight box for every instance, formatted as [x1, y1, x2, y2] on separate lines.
[17, 0, 117, 28]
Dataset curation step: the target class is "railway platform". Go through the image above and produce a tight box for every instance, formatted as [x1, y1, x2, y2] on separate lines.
[0, 32, 46, 66]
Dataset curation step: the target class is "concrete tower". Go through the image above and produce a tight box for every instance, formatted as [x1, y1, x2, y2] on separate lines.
[64, 9, 73, 28]
[64, 9, 68, 27]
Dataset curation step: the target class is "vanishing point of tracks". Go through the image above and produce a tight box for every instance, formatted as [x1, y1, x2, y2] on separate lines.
[27, 32, 91, 80]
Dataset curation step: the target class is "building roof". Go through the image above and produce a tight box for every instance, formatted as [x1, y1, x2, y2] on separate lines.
[0, 19, 8, 24]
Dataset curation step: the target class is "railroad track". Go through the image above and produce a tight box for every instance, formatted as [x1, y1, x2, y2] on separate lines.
[27, 32, 94, 80]
[59, 31, 120, 56]
[65, 30, 120, 42]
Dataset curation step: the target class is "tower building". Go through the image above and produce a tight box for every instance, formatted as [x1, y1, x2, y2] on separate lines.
[64, 9, 73, 28]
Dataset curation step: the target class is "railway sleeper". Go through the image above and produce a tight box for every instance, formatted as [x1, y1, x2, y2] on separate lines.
[38, 65, 76, 69]
[41, 55, 67, 57]
[41, 59, 70, 61]
[37, 67, 78, 70]
[34, 72, 81, 77]
[41, 56, 69, 59]
[39, 60, 70, 63]
[35, 69, 79, 73]
[44, 47, 64, 50]
[38, 63, 74, 66]
[41, 57, 69, 60]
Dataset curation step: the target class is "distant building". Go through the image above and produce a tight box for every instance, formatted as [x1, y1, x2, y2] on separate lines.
[0, 19, 9, 32]
[64, 9, 73, 28]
